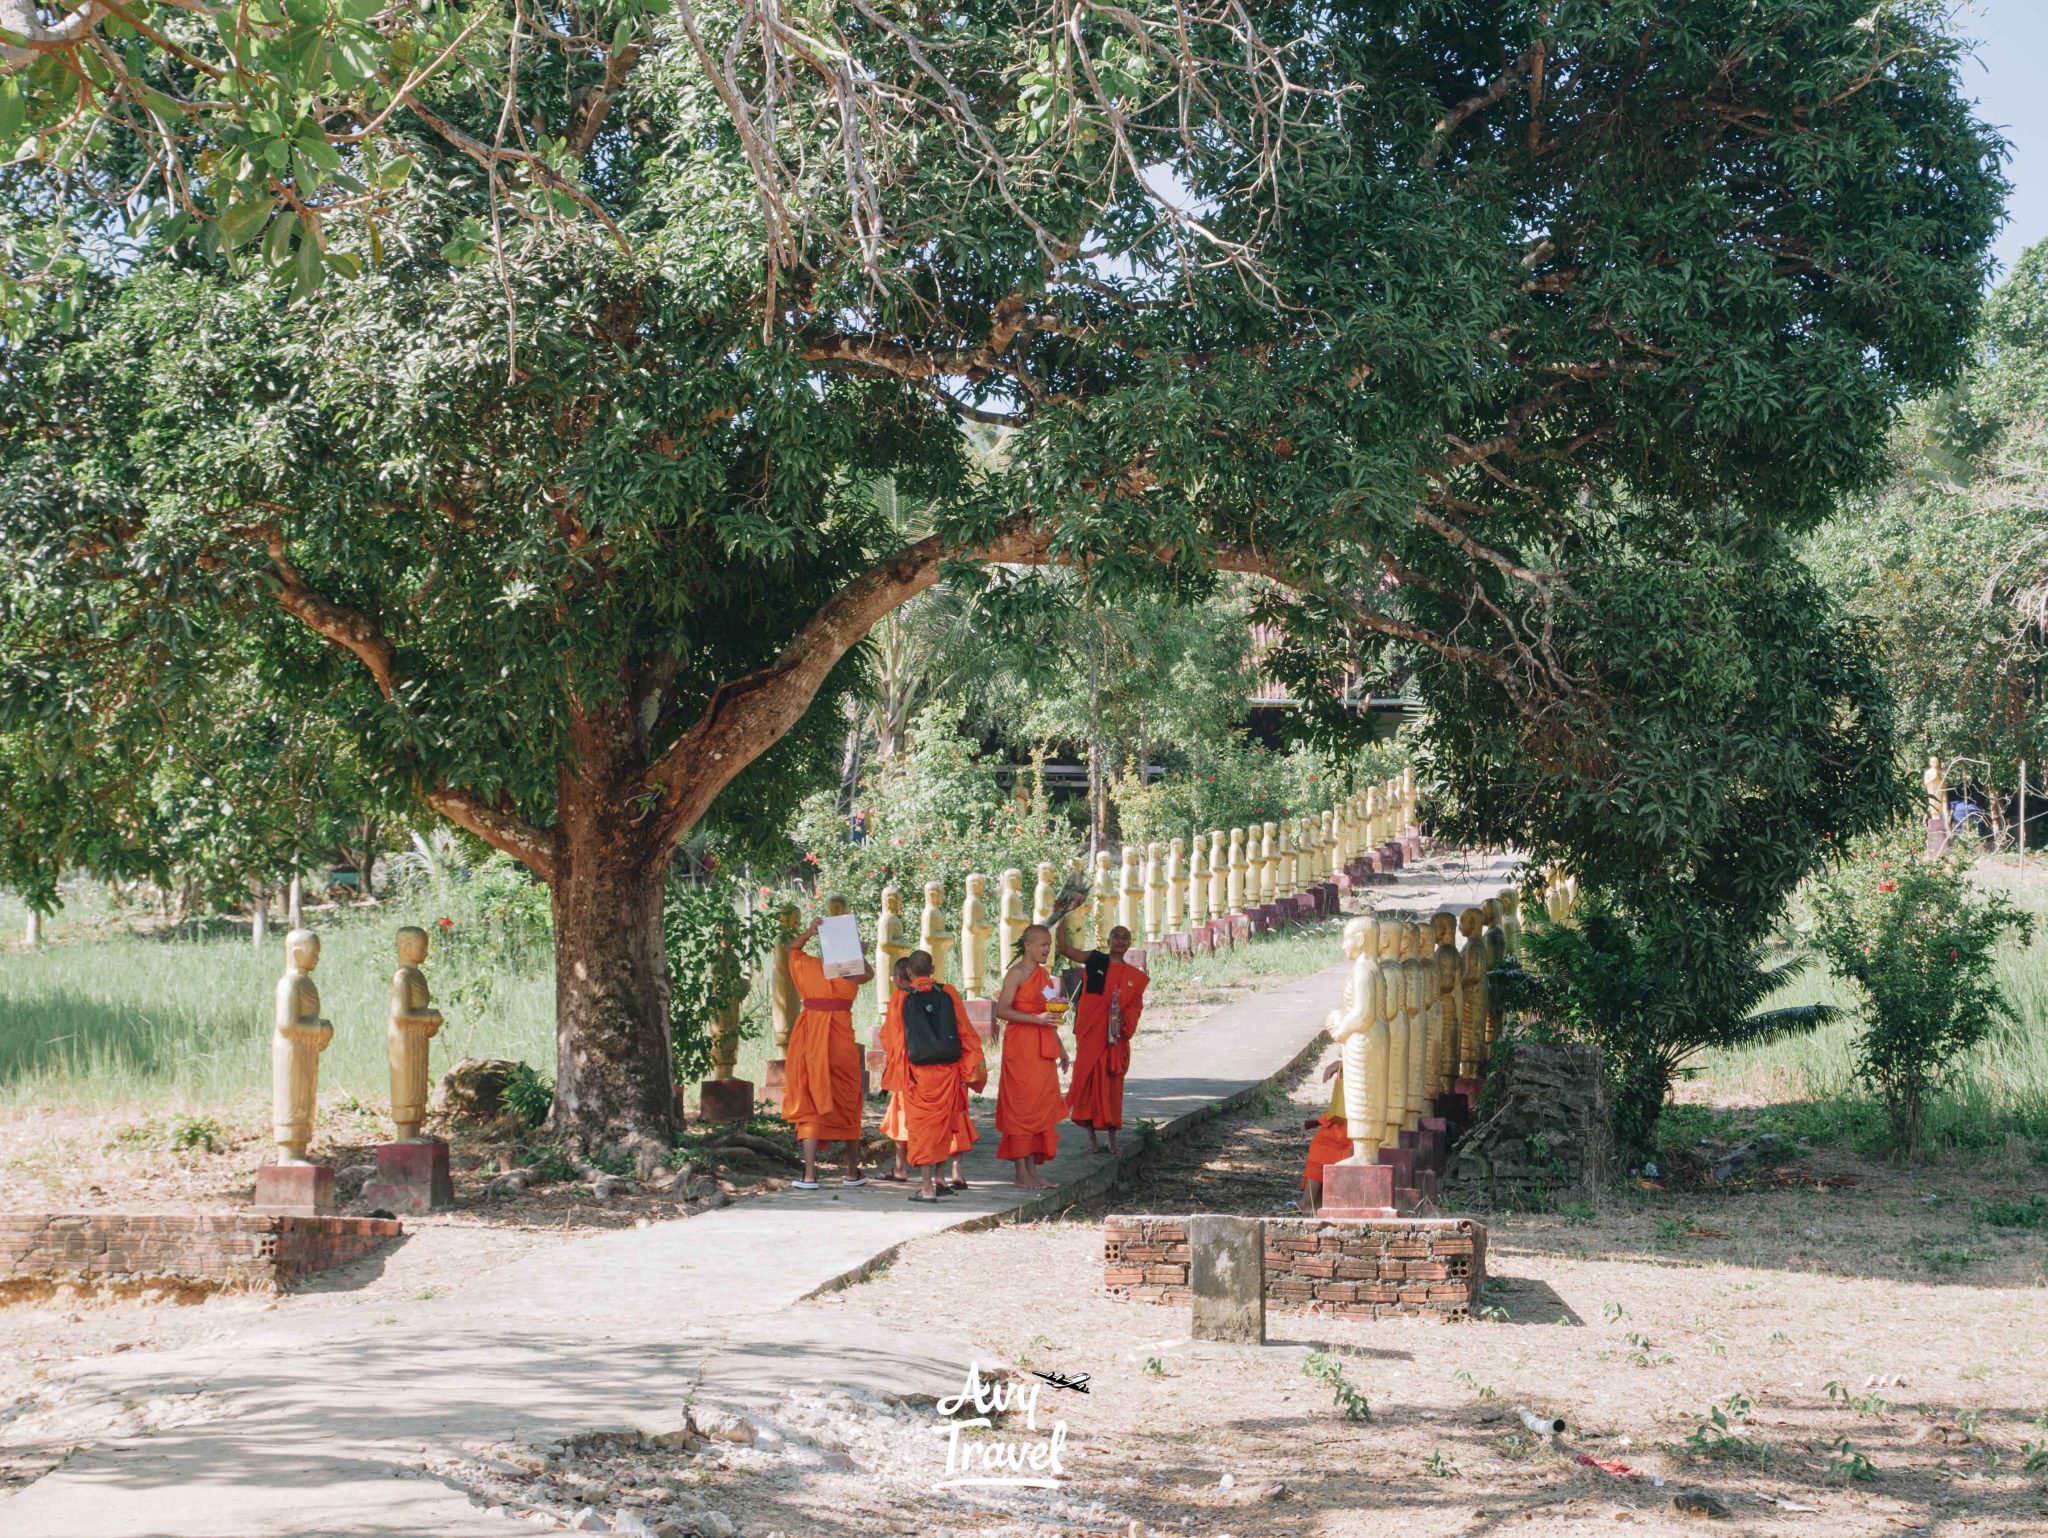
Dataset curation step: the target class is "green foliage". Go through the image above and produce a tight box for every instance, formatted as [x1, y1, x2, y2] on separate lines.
[1112, 737, 1407, 849]
[167, 1113, 227, 1155]
[1495, 906, 1835, 1156]
[500, 1064, 555, 1131]
[663, 873, 783, 1085]
[1810, 828, 2031, 1154]
[800, 702, 1081, 925]
[1687, 1392, 1769, 1467]
[1973, 1196, 2048, 1230]
[1303, 1350, 1372, 1422]
[1807, 238, 2048, 778]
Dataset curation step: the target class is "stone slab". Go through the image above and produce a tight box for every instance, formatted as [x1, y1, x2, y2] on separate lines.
[697, 1078, 755, 1126]
[251, 1163, 333, 1217]
[361, 1140, 453, 1216]
[1189, 1214, 1265, 1345]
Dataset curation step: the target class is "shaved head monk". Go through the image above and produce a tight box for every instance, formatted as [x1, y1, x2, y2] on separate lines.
[1058, 923, 1148, 1155]
[994, 923, 1068, 1189]
[896, 949, 985, 1202]
[781, 911, 875, 1190]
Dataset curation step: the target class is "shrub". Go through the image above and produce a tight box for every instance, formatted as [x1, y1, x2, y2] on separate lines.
[1810, 828, 2030, 1155]
[500, 1063, 554, 1129]
[664, 872, 784, 1084]
[1495, 901, 1833, 1158]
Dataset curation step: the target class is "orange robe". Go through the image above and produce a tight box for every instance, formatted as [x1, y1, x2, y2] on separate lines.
[898, 979, 982, 1168]
[781, 950, 864, 1142]
[879, 992, 910, 1143]
[1304, 1116, 1350, 1188]
[1067, 958, 1147, 1131]
[1304, 1067, 1349, 1188]
[996, 965, 1064, 1164]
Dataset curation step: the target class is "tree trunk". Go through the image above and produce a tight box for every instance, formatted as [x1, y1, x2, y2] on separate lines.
[356, 817, 379, 899]
[23, 908, 39, 948]
[547, 776, 677, 1151]
[1087, 625, 1106, 856]
[252, 881, 269, 949]
[287, 873, 304, 929]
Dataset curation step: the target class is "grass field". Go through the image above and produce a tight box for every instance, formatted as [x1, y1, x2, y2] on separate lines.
[0, 882, 1346, 1117]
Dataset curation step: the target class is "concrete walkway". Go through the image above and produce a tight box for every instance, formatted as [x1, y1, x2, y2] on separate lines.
[4, 854, 1521, 1537]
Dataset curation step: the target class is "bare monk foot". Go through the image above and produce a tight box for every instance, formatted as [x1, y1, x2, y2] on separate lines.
[1014, 1172, 1057, 1189]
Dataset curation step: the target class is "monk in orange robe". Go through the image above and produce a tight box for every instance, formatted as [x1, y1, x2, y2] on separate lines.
[994, 923, 1068, 1189]
[1058, 924, 1147, 1154]
[893, 950, 978, 1202]
[1302, 1060, 1349, 1214]
[944, 1000, 988, 1191]
[877, 956, 916, 1181]
[781, 915, 874, 1189]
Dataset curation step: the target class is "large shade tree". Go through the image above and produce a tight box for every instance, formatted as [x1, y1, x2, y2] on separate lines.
[0, 2, 2004, 1146]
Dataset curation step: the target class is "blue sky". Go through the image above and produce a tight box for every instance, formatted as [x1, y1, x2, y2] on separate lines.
[1961, 0, 2048, 277]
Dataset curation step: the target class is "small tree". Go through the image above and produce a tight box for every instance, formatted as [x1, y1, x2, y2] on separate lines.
[1497, 900, 1836, 1159]
[1809, 829, 2030, 1155]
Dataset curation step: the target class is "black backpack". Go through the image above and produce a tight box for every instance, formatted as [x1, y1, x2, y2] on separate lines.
[902, 986, 963, 1067]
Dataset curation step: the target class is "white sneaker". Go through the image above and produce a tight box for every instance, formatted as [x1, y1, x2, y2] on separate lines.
[842, 1176, 868, 1188]
[791, 1179, 820, 1191]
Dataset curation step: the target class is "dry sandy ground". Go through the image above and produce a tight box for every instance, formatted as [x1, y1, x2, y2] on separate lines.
[778, 1048, 2048, 1538]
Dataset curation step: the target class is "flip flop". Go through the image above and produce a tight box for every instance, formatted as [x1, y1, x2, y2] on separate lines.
[949, 1180, 970, 1192]
[908, 1191, 941, 1204]
[877, 1172, 910, 1183]
[790, 1179, 820, 1191]
[842, 1176, 868, 1188]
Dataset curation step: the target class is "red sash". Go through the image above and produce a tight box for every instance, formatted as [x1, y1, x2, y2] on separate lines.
[802, 998, 854, 1013]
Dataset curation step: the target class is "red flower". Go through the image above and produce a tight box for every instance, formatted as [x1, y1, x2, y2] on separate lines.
[702, 853, 720, 872]
[803, 851, 820, 865]
[1951, 948, 1959, 962]
[1878, 881, 1896, 893]
[758, 885, 771, 898]
[437, 916, 453, 931]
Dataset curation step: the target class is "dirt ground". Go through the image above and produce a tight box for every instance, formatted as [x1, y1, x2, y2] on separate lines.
[7, 1042, 2048, 1535]
[769, 1047, 2048, 1538]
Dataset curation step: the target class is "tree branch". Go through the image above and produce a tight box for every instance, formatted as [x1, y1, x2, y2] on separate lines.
[263, 528, 555, 878]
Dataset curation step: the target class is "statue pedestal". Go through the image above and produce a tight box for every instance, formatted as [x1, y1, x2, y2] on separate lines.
[763, 1058, 788, 1095]
[1377, 1143, 1416, 1190]
[1415, 1118, 1448, 1175]
[697, 1078, 754, 1126]
[253, 1162, 334, 1217]
[363, 1141, 453, 1215]
[865, 1047, 888, 1077]
[1319, 1159, 1396, 1218]
[965, 999, 995, 1033]
[1432, 1091, 1470, 1125]
[1926, 813, 1951, 855]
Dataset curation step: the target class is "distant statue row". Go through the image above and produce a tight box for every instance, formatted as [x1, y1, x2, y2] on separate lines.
[1324, 881, 1569, 1166]
[768, 767, 1421, 1052]
[270, 927, 443, 1166]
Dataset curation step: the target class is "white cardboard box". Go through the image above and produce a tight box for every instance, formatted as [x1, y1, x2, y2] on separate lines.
[817, 913, 865, 978]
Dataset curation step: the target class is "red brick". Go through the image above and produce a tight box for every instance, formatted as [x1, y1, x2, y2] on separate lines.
[1104, 1266, 1145, 1287]
[1143, 1264, 1188, 1285]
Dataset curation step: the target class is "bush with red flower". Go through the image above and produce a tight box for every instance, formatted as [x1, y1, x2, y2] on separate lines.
[1810, 826, 2030, 1154]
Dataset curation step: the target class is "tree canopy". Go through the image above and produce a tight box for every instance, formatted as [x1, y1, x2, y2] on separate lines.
[0, 0, 2006, 1146]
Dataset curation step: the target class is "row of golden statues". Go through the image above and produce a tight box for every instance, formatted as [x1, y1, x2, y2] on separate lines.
[761, 769, 1423, 1058]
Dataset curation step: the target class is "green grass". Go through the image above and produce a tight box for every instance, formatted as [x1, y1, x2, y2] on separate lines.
[1694, 867, 2048, 1154]
[0, 888, 556, 1109]
[0, 884, 1342, 1115]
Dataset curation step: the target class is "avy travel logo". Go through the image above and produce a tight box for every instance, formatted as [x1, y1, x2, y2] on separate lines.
[931, 1361, 1076, 1490]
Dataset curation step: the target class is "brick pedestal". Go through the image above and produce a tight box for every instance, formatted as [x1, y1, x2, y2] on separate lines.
[965, 999, 995, 1030]
[1432, 1092, 1470, 1125]
[252, 1163, 334, 1217]
[1319, 1158, 1397, 1218]
[1454, 1075, 1483, 1102]
[763, 1058, 787, 1095]
[1378, 1144, 1416, 1189]
[1107, 1215, 1487, 1320]
[361, 1141, 453, 1216]
[865, 1047, 888, 1077]
[697, 1078, 755, 1126]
